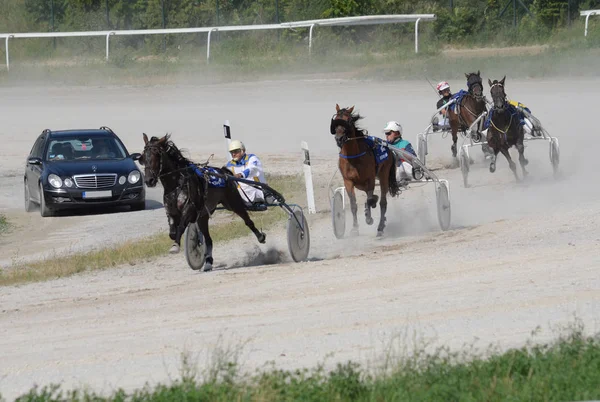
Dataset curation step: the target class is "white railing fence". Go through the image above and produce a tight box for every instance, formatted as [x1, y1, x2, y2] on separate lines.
[581, 10, 600, 36]
[0, 14, 436, 71]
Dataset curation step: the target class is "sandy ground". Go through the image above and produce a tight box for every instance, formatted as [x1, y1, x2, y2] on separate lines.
[1, 77, 600, 400]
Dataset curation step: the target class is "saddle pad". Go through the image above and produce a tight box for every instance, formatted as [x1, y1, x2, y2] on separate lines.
[190, 164, 227, 188]
[364, 136, 389, 165]
[448, 89, 469, 112]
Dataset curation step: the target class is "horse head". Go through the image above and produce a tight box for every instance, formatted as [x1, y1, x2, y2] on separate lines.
[488, 76, 507, 110]
[141, 133, 171, 187]
[331, 104, 365, 148]
[465, 70, 483, 98]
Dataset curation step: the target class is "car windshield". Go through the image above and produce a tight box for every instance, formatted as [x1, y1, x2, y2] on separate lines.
[46, 136, 127, 161]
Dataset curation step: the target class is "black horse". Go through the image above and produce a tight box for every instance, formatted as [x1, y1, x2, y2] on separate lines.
[447, 71, 489, 158]
[486, 77, 528, 181]
[140, 133, 266, 271]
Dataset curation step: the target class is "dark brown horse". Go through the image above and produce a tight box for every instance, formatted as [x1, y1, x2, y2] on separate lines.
[447, 71, 489, 158]
[330, 104, 400, 237]
[486, 77, 528, 181]
[140, 133, 265, 271]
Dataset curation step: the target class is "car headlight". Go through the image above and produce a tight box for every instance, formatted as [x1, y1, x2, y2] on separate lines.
[128, 170, 141, 184]
[119, 176, 126, 185]
[48, 174, 63, 189]
[64, 178, 73, 188]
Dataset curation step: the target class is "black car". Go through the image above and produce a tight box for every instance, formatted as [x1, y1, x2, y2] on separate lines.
[24, 127, 145, 217]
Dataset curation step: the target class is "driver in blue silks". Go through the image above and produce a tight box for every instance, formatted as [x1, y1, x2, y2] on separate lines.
[384, 121, 417, 182]
[225, 139, 267, 204]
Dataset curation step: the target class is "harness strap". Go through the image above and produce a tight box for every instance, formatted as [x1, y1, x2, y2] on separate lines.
[339, 151, 367, 159]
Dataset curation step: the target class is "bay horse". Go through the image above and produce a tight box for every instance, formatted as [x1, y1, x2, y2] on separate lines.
[485, 77, 528, 181]
[140, 133, 266, 271]
[447, 71, 489, 158]
[330, 104, 400, 237]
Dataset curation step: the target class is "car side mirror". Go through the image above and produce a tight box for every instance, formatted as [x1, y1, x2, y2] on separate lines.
[130, 153, 141, 161]
[28, 157, 42, 165]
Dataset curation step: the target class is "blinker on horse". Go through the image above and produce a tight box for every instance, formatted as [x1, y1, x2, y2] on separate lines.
[331, 104, 400, 237]
[139, 133, 266, 271]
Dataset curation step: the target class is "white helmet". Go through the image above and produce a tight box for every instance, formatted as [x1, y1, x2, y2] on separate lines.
[228, 139, 245, 152]
[436, 81, 450, 93]
[384, 121, 403, 135]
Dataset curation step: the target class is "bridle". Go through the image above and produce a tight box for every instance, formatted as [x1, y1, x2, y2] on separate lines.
[490, 82, 508, 111]
[330, 111, 367, 158]
[142, 142, 166, 181]
[489, 82, 513, 136]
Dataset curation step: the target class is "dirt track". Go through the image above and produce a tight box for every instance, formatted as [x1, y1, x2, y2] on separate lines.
[1, 78, 600, 399]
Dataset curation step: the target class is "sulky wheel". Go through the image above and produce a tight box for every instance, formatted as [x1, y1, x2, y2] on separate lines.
[436, 182, 451, 231]
[550, 138, 560, 178]
[418, 136, 427, 167]
[287, 208, 310, 262]
[331, 189, 346, 239]
[184, 222, 206, 271]
[459, 149, 470, 188]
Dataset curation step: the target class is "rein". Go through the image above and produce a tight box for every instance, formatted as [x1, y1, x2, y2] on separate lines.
[338, 137, 367, 159]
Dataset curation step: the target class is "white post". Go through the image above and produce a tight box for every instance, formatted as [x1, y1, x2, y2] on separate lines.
[309, 24, 316, 57]
[585, 13, 592, 36]
[301, 141, 317, 214]
[223, 120, 231, 160]
[415, 18, 421, 53]
[207, 28, 217, 63]
[5, 35, 12, 71]
[105, 32, 115, 61]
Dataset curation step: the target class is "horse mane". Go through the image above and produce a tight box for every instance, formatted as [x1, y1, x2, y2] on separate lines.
[347, 110, 368, 137]
[155, 134, 194, 168]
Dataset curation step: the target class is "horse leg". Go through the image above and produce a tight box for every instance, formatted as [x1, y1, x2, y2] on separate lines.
[168, 215, 181, 254]
[345, 183, 359, 236]
[489, 148, 499, 173]
[364, 189, 378, 226]
[516, 132, 529, 177]
[237, 207, 266, 244]
[197, 214, 214, 272]
[500, 147, 519, 181]
[376, 180, 389, 237]
[451, 130, 458, 158]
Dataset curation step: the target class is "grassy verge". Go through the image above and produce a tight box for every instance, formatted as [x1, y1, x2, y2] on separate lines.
[0, 214, 9, 235]
[0, 174, 305, 287]
[6, 323, 600, 401]
[2, 28, 600, 87]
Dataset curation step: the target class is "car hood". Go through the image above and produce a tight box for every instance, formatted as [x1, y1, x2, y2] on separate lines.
[46, 159, 139, 176]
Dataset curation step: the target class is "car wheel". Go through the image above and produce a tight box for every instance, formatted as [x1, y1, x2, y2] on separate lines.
[24, 179, 35, 212]
[130, 201, 146, 211]
[39, 182, 53, 217]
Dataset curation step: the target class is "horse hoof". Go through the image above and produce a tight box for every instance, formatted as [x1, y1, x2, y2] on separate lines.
[523, 159, 529, 166]
[376, 231, 384, 238]
[366, 217, 374, 225]
[203, 262, 213, 272]
[489, 164, 496, 173]
[258, 232, 266, 244]
[350, 228, 359, 237]
[169, 244, 180, 254]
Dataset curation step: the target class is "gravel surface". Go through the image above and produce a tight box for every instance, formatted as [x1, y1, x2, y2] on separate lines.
[1, 77, 599, 400]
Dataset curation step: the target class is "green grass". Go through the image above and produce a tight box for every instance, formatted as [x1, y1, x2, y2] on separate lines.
[6, 322, 600, 401]
[0, 174, 305, 287]
[0, 214, 9, 236]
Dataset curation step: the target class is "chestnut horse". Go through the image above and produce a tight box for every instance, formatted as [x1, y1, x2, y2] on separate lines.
[330, 104, 400, 237]
[448, 71, 489, 158]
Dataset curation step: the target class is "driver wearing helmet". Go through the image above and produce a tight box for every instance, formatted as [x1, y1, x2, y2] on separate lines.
[384, 121, 417, 183]
[225, 140, 267, 204]
[432, 81, 453, 132]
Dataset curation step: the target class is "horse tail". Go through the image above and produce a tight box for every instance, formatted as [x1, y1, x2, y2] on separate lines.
[388, 153, 400, 197]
